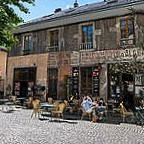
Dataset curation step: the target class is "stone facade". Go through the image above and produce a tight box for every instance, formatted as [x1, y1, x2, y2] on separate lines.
[8, 0, 144, 100]
[7, 54, 48, 87]
[0, 51, 7, 80]
[0, 49, 7, 97]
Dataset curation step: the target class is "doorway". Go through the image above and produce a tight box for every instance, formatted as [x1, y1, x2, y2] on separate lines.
[108, 64, 135, 110]
[48, 68, 58, 100]
[20, 81, 27, 98]
[81, 67, 92, 94]
[13, 67, 36, 98]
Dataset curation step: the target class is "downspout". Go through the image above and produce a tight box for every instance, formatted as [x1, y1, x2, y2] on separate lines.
[4, 49, 8, 99]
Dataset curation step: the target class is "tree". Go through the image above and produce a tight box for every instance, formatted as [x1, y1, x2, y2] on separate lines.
[0, 0, 35, 49]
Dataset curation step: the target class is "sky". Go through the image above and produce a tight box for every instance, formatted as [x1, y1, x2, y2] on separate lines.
[14, 0, 102, 22]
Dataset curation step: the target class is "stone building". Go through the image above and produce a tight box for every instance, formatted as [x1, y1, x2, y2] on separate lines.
[8, 0, 144, 108]
[0, 47, 7, 98]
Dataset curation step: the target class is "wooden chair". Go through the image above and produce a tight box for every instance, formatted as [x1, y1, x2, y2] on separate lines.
[80, 107, 92, 121]
[12, 96, 20, 106]
[31, 99, 41, 118]
[25, 97, 33, 109]
[52, 103, 66, 119]
[119, 102, 134, 122]
[53, 101, 59, 111]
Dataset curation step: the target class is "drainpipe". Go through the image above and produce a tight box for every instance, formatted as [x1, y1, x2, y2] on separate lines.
[4, 49, 8, 99]
[78, 50, 81, 97]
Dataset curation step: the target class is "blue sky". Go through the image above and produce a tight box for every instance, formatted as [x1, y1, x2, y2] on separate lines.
[14, 0, 102, 22]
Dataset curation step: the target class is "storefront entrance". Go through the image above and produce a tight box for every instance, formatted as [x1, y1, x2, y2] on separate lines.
[13, 67, 36, 98]
[48, 68, 58, 100]
[72, 66, 101, 96]
[108, 64, 135, 111]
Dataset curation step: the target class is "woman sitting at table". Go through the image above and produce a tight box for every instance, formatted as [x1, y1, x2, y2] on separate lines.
[96, 98, 107, 120]
[81, 96, 95, 114]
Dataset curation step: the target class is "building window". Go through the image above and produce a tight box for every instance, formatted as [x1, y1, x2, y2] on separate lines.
[23, 35, 33, 55]
[120, 19, 135, 46]
[48, 30, 59, 52]
[80, 25, 93, 50]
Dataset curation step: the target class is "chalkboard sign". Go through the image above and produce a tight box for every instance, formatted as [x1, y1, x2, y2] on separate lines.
[72, 67, 79, 95]
[93, 66, 100, 96]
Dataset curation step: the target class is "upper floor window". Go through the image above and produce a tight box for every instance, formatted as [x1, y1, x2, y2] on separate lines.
[48, 30, 59, 52]
[23, 35, 33, 55]
[120, 19, 135, 46]
[80, 25, 93, 50]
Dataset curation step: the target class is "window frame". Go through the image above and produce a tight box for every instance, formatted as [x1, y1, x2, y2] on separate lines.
[80, 23, 94, 50]
[82, 25, 93, 44]
[49, 30, 59, 47]
[23, 34, 33, 55]
[120, 19, 134, 38]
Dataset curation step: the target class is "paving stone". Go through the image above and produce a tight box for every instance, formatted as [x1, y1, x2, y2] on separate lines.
[0, 109, 144, 144]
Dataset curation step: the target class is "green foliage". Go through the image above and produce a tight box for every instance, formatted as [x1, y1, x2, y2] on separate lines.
[109, 61, 144, 76]
[0, 0, 35, 49]
[138, 27, 144, 50]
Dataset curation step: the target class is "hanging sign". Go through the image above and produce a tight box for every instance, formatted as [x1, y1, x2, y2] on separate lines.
[72, 67, 79, 95]
[93, 66, 101, 96]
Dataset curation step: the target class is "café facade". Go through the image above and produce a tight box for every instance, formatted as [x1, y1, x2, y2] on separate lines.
[7, 0, 144, 109]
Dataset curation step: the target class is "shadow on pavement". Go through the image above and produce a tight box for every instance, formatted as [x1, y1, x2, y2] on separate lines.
[39, 117, 78, 124]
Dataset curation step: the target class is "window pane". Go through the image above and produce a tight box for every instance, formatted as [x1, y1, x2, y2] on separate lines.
[120, 20, 126, 29]
[14, 70, 20, 81]
[120, 19, 134, 39]
[24, 35, 33, 53]
[50, 30, 59, 46]
[82, 26, 87, 43]
[88, 25, 93, 43]
[82, 25, 93, 44]
[55, 30, 59, 46]
[128, 19, 134, 38]
[19, 69, 28, 81]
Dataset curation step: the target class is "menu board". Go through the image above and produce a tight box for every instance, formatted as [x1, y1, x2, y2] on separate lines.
[72, 67, 79, 95]
[93, 66, 100, 96]
[14, 82, 20, 96]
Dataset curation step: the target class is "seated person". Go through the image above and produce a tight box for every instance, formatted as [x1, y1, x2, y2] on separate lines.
[97, 98, 107, 120]
[25, 95, 33, 109]
[47, 97, 53, 104]
[81, 96, 95, 113]
[98, 98, 106, 106]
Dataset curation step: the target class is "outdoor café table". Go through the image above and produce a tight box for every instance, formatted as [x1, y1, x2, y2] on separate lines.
[40, 103, 55, 119]
[17, 97, 26, 106]
[135, 106, 144, 111]
[0, 99, 9, 105]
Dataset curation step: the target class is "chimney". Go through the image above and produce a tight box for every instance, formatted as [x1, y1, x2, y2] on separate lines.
[54, 8, 62, 13]
[74, 0, 79, 8]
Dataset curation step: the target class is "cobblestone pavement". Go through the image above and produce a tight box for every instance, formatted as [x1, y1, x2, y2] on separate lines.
[0, 108, 144, 144]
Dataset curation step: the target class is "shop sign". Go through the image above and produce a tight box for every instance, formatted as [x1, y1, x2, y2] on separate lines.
[72, 67, 79, 95]
[80, 48, 144, 64]
[92, 67, 100, 96]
